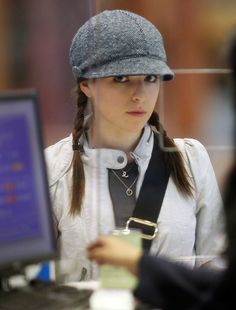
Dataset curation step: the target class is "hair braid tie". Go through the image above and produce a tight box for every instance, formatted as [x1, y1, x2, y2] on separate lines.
[72, 143, 84, 152]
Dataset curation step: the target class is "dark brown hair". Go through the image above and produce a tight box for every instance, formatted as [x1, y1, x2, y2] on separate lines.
[148, 111, 193, 196]
[70, 87, 87, 215]
[70, 86, 193, 215]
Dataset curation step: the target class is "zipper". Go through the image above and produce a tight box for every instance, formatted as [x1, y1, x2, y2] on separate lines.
[79, 267, 87, 281]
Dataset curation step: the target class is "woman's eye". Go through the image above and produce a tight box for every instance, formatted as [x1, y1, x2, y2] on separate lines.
[113, 76, 128, 83]
[145, 75, 158, 83]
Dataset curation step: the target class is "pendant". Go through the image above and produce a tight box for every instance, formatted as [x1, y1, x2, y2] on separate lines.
[122, 171, 129, 178]
[126, 188, 133, 196]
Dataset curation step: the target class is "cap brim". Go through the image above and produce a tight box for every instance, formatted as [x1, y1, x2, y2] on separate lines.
[73, 57, 174, 81]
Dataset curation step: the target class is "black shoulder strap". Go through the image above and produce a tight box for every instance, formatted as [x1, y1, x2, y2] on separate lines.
[129, 133, 170, 251]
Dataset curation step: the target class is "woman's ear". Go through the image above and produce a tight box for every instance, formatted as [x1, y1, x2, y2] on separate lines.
[80, 80, 91, 98]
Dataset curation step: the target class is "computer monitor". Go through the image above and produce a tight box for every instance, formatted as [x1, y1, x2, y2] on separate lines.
[0, 90, 57, 280]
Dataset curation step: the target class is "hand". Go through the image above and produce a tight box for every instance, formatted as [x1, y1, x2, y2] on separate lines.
[87, 236, 143, 275]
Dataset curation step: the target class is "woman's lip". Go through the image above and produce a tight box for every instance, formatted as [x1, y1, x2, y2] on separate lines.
[126, 111, 146, 116]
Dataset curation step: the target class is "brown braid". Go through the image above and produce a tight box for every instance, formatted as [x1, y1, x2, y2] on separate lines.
[70, 85, 88, 215]
[148, 111, 193, 196]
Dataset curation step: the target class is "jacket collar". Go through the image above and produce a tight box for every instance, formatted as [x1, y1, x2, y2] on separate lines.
[80, 123, 154, 169]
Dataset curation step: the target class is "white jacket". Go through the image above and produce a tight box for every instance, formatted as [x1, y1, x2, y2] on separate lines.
[45, 125, 224, 283]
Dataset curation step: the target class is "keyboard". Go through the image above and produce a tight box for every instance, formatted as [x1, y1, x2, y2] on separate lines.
[0, 283, 93, 310]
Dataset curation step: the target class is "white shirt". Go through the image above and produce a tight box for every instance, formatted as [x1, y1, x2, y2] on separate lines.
[45, 125, 225, 283]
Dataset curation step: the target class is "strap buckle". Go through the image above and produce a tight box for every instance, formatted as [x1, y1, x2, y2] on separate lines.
[125, 217, 158, 240]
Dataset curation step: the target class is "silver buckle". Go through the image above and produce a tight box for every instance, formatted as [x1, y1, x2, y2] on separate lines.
[125, 217, 158, 240]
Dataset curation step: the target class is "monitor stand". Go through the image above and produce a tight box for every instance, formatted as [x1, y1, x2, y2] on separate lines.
[0, 276, 13, 295]
[0, 265, 26, 293]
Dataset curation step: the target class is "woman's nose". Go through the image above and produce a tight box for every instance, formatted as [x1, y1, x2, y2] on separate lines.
[131, 82, 146, 103]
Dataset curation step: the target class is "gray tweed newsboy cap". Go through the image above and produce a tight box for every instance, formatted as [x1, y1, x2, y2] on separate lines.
[69, 10, 174, 81]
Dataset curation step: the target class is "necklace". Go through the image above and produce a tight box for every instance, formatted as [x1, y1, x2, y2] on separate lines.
[111, 169, 138, 196]
[121, 161, 135, 179]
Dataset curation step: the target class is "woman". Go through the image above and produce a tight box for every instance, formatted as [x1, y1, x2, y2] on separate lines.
[88, 36, 236, 309]
[45, 10, 224, 283]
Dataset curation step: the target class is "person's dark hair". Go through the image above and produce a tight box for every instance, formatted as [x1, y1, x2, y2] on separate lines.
[70, 85, 193, 215]
[148, 112, 193, 197]
[70, 86, 87, 215]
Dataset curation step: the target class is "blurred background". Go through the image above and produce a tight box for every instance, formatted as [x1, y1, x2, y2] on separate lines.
[0, 0, 235, 191]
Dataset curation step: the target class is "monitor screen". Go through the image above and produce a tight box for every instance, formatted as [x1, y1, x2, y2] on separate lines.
[0, 90, 57, 277]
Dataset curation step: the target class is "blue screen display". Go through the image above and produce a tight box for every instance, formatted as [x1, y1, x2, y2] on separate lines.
[0, 115, 42, 243]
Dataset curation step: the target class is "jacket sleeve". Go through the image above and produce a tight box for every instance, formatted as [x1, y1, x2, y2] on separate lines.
[44, 136, 73, 237]
[183, 139, 225, 266]
[133, 254, 222, 310]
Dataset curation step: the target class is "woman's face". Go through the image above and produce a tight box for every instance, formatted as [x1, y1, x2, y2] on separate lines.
[80, 75, 160, 135]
